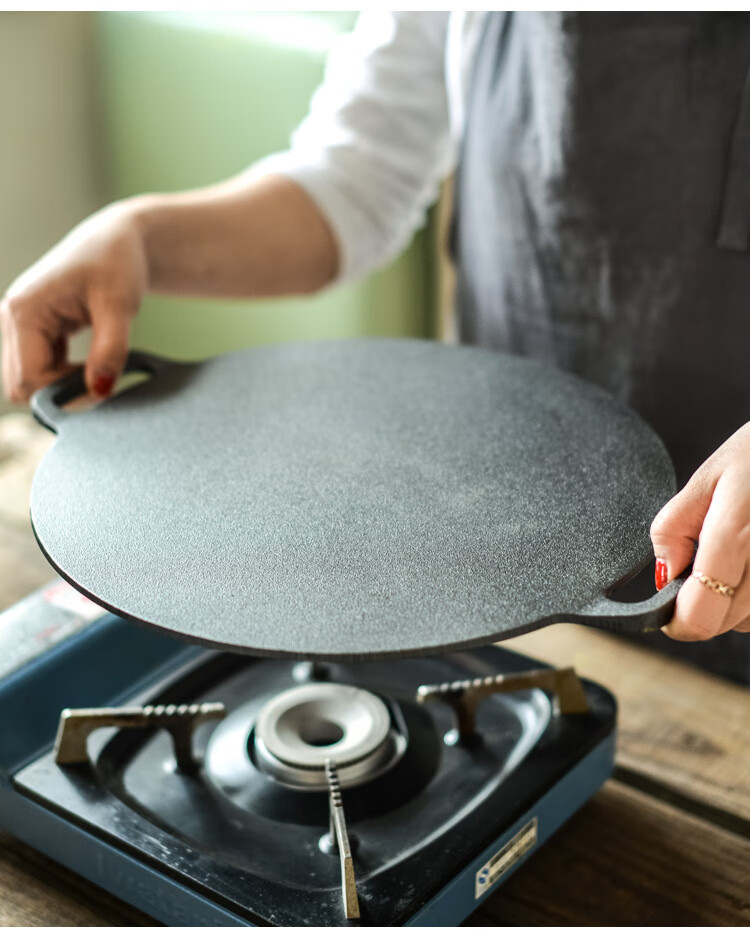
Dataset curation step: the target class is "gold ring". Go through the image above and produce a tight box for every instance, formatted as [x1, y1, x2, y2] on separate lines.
[691, 570, 736, 598]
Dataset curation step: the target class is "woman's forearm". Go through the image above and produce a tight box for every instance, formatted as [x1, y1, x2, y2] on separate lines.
[129, 172, 340, 299]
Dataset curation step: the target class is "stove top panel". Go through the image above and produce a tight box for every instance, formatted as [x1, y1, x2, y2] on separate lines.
[13, 646, 616, 926]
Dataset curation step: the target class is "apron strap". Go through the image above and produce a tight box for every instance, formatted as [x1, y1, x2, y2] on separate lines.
[717, 62, 750, 251]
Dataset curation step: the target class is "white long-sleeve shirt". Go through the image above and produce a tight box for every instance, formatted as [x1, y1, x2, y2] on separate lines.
[253, 11, 486, 283]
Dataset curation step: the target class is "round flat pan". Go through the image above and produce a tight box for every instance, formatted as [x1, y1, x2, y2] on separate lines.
[30, 338, 682, 661]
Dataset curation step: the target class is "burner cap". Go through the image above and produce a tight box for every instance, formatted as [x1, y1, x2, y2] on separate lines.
[254, 683, 394, 788]
[204, 681, 407, 796]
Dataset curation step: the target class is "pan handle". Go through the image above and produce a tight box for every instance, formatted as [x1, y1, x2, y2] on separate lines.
[31, 350, 176, 434]
[572, 568, 689, 633]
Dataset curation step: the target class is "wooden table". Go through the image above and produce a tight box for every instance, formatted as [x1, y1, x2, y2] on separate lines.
[1, 414, 748, 927]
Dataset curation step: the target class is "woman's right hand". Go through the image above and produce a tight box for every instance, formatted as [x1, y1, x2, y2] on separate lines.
[0, 200, 147, 403]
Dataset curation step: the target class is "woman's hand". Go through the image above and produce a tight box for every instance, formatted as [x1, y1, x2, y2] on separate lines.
[651, 423, 750, 641]
[0, 202, 147, 403]
[0, 174, 339, 406]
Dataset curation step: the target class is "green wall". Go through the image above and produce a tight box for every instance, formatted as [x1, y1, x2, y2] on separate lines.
[96, 12, 435, 359]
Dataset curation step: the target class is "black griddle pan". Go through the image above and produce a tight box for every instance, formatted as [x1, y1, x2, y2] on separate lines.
[30, 339, 682, 660]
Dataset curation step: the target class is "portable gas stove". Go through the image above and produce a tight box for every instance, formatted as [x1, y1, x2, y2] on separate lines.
[0, 580, 616, 927]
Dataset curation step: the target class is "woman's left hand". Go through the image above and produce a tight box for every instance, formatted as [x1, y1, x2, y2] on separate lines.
[651, 422, 750, 641]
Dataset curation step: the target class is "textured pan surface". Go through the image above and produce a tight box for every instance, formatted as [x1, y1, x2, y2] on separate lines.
[30, 339, 676, 659]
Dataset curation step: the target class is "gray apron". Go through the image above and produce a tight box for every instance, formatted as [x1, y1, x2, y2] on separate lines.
[453, 12, 750, 683]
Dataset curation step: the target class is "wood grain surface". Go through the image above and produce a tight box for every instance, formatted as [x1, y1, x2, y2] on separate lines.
[506, 625, 750, 832]
[474, 781, 750, 927]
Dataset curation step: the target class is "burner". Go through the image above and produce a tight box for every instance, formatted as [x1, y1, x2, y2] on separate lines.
[204, 679, 408, 800]
[250, 682, 403, 790]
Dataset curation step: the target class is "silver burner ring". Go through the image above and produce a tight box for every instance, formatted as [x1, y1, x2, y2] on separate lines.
[203, 682, 406, 796]
[256, 683, 389, 768]
[254, 683, 394, 789]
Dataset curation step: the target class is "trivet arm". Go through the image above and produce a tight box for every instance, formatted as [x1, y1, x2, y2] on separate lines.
[416, 666, 588, 744]
[325, 759, 360, 921]
[54, 702, 226, 772]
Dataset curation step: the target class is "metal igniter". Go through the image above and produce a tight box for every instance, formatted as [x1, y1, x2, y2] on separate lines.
[54, 702, 226, 773]
[417, 666, 589, 746]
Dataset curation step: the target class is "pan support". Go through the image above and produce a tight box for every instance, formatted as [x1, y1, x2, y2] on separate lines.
[416, 666, 589, 747]
[323, 759, 360, 921]
[53, 703, 227, 773]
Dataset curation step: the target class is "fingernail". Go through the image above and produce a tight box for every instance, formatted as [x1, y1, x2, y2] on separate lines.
[655, 558, 668, 591]
[92, 374, 115, 398]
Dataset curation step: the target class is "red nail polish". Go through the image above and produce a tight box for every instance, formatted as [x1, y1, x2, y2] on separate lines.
[655, 558, 668, 591]
[92, 374, 115, 398]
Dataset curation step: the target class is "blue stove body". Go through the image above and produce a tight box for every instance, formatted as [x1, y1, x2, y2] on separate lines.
[0, 583, 616, 926]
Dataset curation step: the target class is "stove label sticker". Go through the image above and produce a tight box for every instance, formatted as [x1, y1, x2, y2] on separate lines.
[474, 817, 538, 899]
[0, 580, 104, 680]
